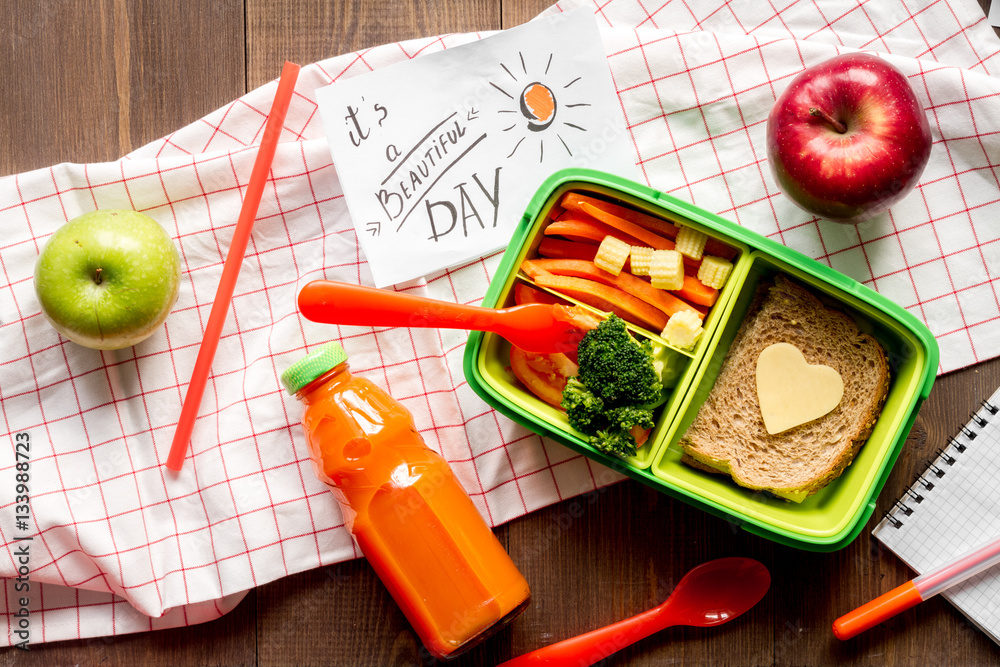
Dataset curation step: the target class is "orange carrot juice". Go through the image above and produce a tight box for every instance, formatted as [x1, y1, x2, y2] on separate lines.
[282, 342, 530, 659]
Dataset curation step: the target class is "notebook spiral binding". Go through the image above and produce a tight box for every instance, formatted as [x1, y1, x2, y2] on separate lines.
[880, 398, 999, 529]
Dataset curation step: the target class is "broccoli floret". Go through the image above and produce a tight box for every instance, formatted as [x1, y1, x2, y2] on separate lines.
[589, 406, 655, 458]
[591, 428, 638, 458]
[562, 315, 664, 458]
[605, 405, 655, 433]
[575, 315, 663, 407]
[561, 377, 607, 435]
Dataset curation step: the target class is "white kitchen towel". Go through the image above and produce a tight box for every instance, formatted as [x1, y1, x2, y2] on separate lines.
[3, 0, 1000, 645]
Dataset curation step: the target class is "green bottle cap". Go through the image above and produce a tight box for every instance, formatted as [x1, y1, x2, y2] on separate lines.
[281, 341, 349, 395]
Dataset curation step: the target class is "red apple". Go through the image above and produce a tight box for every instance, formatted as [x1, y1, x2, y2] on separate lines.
[766, 53, 932, 224]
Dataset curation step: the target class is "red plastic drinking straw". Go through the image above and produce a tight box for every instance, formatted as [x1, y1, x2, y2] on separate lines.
[166, 61, 301, 471]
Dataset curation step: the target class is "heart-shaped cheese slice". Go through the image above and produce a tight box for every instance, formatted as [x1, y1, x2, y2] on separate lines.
[755, 342, 844, 435]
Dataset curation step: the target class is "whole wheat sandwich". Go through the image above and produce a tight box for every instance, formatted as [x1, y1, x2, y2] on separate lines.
[678, 276, 890, 502]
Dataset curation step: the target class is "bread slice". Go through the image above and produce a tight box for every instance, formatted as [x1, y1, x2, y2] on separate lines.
[678, 276, 890, 502]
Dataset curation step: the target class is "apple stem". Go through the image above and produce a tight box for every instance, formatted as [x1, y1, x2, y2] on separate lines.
[809, 107, 847, 134]
[94, 267, 103, 285]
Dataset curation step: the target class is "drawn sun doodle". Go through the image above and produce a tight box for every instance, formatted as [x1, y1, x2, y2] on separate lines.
[520, 82, 556, 131]
[490, 52, 591, 163]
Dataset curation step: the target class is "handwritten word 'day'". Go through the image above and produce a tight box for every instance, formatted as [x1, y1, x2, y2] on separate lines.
[424, 167, 501, 242]
[375, 113, 493, 239]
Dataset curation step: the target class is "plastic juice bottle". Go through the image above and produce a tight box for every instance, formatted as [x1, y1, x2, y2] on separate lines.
[281, 342, 530, 659]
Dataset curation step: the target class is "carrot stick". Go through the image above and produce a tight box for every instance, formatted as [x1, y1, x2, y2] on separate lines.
[536, 237, 599, 261]
[543, 217, 645, 247]
[530, 273, 670, 332]
[514, 282, 563, 305]
[561, 192, 680, 239]
[543, 218, 694, 270]
[534, 239, 717, 305]
[536, 238, 637, 274]
[575, 200, 676, 250]
[680, 275, 718, 307]
[524, 259, 706, 318]
[543, 217, 704, 270]
[554, 198, 677, 250]
[561, 192, 738, 260]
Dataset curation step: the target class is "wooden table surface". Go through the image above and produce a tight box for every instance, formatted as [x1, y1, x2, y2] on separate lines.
[3, 1, 1000, 665]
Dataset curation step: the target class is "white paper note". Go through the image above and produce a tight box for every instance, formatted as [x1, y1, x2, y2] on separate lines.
[316, 9, 638, 287]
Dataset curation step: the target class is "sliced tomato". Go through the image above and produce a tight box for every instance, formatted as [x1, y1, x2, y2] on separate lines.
[631, 424, 651, 448]
[550, 304, 600, 364]
[553, 304, 602, 335]
[509, 346, 578, 409]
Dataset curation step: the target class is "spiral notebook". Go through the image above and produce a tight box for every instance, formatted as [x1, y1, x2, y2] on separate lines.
[874, 385, 1000, 644]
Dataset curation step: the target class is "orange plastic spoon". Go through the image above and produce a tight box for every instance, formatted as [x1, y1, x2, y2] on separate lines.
[498, 557, 770, 667]
[297, 279, 589, 355]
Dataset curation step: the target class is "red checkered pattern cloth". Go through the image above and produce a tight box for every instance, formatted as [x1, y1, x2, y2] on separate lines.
[2, 0, 999, 645]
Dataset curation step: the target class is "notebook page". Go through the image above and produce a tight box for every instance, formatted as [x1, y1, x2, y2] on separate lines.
[874, 385, 1000, 645]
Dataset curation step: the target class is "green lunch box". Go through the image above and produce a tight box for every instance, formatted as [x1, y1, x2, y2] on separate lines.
[463, 168, 938, 552]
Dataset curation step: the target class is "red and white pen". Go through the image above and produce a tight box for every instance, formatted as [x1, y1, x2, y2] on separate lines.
[833, 533, 1000, 639]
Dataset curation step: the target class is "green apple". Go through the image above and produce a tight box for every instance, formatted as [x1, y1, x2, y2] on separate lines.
[33, 209, 182, 350]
